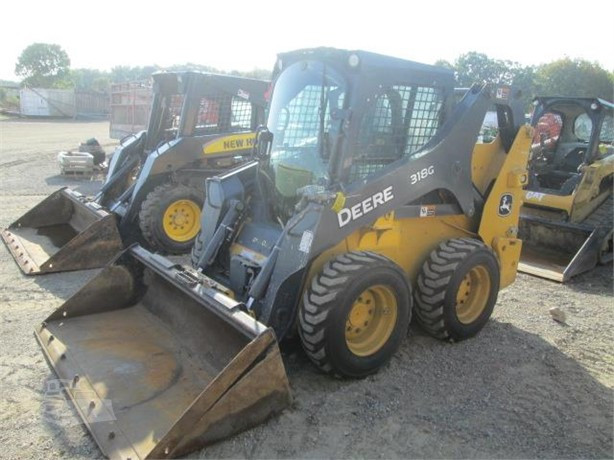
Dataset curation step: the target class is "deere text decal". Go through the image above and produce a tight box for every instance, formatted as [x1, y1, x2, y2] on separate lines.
[337, 186, 394, 227]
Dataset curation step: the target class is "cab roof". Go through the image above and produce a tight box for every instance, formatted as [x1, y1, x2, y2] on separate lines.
[276, 47, 455, 84]
[534, 96, 614, 111]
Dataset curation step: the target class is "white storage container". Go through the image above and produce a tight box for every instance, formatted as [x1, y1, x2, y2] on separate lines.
[57, 151, 94, 175]
[20, 88, 76, 117]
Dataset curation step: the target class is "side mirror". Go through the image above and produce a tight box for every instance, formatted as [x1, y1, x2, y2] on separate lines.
[253, 125, 274, 160]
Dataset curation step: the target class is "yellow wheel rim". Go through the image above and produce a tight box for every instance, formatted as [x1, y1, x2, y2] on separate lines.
[345, 285, 398, 357]
[455, 266, 491, 324]
[162, 199, 201, 242]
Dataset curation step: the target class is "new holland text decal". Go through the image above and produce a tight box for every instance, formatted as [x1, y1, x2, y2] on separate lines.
[202, 133, 256, 155]
[337, 186, 394, 228]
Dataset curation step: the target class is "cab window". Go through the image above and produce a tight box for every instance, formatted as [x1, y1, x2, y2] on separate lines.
[599, 113, 613, 143]
[231, 96, 253, 131]
[573, 113, 592, 141]
[350, 85, 444, 182]
[598, 112, 614, 157]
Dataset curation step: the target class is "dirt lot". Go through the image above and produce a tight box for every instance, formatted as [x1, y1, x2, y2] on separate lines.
[0, 119, 612, 459]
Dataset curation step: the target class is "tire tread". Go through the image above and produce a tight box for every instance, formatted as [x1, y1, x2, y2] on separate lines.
[139, 182, 204, 254]
[415, 237, 495, 341]
[298, 251, 407, 376]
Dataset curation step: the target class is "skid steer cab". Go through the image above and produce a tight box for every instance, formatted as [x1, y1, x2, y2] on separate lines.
[519, 97, 613, 282]
[2, 72, 268, 274]
[36, 48, 530, 458]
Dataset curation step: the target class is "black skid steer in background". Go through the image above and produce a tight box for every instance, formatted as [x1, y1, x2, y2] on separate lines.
[2, 71, 268, 274]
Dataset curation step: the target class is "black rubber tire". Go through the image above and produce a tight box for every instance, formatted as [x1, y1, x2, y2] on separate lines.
[79, 143, 105, 165]
[298, 251, 412, 378]
[139, 183, 204, 254]
[92, 150, 106, 165]
[415, 238, 500, 342]
[583, 194, 613, 265]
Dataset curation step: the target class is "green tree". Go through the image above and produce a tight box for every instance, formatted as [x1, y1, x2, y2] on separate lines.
[444, 52, 535, 107]
[453, 52, 534, 87]
[166, 63, 219, 74]
[108, 63, 272, 84]
[454, 52, 500, 86]
[91, 76, 111, 92]
[534, 58, 613, 101]
[229, 68, 271, 80]
[110, 65, 160, 83]
[70, 68, 111, 92]
[15, 43, 71, 88]
[433, 59, 454, 70]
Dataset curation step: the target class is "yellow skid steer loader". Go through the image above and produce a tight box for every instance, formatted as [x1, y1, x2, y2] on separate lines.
[36, 48, 530, 458]
[519, 97, 613, 282]
[2, 72, 268, 274]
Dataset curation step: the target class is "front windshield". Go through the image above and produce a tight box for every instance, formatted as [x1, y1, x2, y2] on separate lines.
[267, 61, 346, 195]
[601, 114, 614, 140]
[573, 113, 593, 141]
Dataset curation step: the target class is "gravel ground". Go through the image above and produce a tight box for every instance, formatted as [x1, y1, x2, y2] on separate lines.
[0, 119, 612, 459]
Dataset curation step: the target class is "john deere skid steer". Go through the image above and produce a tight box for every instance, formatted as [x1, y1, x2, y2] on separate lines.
[519, 97, 613, 282]
[2, 72, 268, 274]
[36, 48, 531, 458]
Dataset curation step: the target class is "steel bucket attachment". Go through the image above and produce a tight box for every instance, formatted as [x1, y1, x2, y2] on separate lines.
[35, 245, 291, 459]
[518, 217, 600, 282]
[1, 188, 123, 274]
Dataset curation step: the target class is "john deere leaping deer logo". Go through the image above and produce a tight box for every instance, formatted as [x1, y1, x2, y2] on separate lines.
[498, 193, 513, 216]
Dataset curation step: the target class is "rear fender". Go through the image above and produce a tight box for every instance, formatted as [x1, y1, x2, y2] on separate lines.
[570, 158, 614, 222]
[123, 141, 178, 219]
[478, 125, 532, 288]
[121, 136, 221, 222]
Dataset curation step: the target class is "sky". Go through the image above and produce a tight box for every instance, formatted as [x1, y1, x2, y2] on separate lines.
[1, 0, 613, 82]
